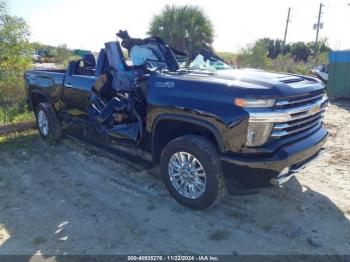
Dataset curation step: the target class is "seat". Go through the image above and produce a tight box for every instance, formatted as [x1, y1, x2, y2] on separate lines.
[83, 53, 96, 68]
[95, 49, 107, 77]
[73, 53, 96, 76]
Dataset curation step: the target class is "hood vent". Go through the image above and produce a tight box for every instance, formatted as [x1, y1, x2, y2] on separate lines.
[279, 77, 304, 84]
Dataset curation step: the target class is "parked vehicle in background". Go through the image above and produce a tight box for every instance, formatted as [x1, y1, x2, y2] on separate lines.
[311, 64, 329, 84]
[32, 50, 56, 63]
[32, 51, 40, 63]
[24, 31, 328, 210]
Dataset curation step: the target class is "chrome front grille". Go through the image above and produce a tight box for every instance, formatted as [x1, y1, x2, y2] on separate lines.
[271, 111, 324, 138]
[271, 92, 327, 139]
[248, 92, 328, 141]
[275, 91, 325, 109]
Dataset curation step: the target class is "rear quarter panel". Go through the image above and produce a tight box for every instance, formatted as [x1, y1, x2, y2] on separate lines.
[24, 70, 66, 112]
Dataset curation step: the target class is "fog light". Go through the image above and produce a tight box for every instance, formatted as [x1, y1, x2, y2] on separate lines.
[246, 122, 273, 146]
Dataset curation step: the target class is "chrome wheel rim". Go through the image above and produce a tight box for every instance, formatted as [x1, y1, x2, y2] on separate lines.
[38, 110, 49, 136]
[168, 152, 206, 199]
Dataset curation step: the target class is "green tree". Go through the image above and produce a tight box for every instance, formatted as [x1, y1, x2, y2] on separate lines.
[253, 38, 285, 59]
[307, 38, 331, 55]
[250, 41, 272, 68]
[238, 41, 271, 69]
[148, 5, 214, 53]
[0, 0, 32, 108]
[55, 44, 73, 65]
[290, 42, 311, 62]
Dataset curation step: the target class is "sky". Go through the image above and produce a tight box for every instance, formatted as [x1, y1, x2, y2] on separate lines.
[7, 0, 350, 53]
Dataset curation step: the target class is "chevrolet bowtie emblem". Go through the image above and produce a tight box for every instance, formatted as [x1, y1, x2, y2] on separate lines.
[310, 105, 321, 115]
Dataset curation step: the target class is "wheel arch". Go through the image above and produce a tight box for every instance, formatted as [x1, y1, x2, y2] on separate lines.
[29, 90, 52, 112]
[151, 114, 225, 164]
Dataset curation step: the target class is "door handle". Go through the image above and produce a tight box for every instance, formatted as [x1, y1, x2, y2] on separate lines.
[65, 83, 73, 88]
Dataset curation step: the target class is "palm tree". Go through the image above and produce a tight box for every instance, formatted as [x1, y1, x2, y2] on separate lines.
[148, 5, 214, 54]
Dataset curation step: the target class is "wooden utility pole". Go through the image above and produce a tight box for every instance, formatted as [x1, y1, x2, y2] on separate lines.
[314, 3, 324, 55]
[283, 7, 291, 52]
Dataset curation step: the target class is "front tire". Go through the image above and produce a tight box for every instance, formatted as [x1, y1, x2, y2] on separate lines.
[35, 102, 62, 141]
[160, 135, 226, 210]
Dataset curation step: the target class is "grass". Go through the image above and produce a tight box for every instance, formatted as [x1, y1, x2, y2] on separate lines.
[10, 111, 34, 123]
[0, 105, 35, 126]
[0, 110, 35, 125]
[0, 129, 39, 153]
[217, 51, 237, 65]
[0, 136, 6, 143]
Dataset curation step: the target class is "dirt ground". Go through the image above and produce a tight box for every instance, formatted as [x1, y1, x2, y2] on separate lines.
[0, 101, 349, 257]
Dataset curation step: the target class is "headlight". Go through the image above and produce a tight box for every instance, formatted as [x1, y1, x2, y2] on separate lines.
[234, 98, 275, 108]
[246, 122, 273, 147]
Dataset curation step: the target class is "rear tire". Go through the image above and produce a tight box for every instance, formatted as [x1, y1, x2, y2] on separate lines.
[160, 135, 226, 210]
[35, 102, 62, 141]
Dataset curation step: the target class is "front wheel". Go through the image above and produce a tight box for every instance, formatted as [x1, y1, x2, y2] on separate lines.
[160, 135, 226, 210]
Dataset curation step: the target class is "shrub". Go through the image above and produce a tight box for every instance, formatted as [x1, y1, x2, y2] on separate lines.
[0, 0, 32, 108]
[237, 42, 272, 69]
[217, 52, 237, 66]
[237, 38, 329, 75]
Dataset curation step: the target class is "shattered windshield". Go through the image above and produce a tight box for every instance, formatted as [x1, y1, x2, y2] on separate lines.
[188, 54, 233, 71]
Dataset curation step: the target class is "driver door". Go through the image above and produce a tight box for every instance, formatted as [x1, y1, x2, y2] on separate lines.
[63, 60, 96, 115]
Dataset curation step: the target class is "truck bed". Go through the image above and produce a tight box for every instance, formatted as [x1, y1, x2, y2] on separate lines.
[33, 69, 66, 73]
[25, 69, 66, 87]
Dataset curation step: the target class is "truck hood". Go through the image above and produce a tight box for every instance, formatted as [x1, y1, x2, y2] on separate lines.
[171, 68, 325, 97]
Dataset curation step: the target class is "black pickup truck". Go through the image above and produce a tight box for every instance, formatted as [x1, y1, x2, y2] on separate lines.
[24, 31, 328, 210]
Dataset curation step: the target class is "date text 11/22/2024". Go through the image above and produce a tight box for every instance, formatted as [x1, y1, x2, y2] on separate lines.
[127, 255, 219, 261]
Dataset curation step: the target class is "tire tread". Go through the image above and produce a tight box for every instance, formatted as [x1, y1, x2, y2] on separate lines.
[160, 134, 226, 209]
[35, 102, 62, 141]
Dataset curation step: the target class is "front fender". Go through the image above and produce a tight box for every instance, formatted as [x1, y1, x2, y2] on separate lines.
[151, 113, 225, 153]
[146, 73, 250, 153]
[147, 107, 249, 154]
